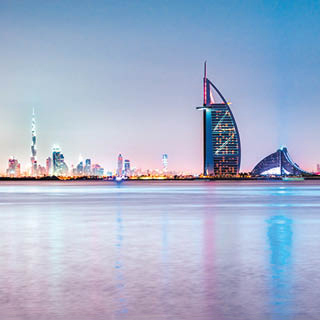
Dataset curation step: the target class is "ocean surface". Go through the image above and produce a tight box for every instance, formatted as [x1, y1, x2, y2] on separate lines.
[0, 180, 320, 320]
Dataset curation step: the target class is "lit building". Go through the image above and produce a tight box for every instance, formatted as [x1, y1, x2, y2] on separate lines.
[251, 147, 310, 176]
[92, 164, 104, 176]
[162, 154, 168, 173]
[46, 157, 52, 176]
[196, 62, 241, 176]
[117, 154, 123, 176]
[106, 171, 113, 177]
[7, 157, 21, 177]
[38, 165, 46, 176]
[52, 145, 68, 176]
[30, 108, 38, 176]
[84, 159, 91, 175]
[76, 161, 84, 175]
[124, 159, 131, 176]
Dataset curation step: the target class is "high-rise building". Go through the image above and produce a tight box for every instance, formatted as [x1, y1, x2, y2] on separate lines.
[117, 154, 123, 176]
[46, 157, 52, 176]
[76, 161, 84, 175]
[30, 108, 38, 176]
[38, 165, 46, 176]
[84, 159, 91, 175]
[7, 157, 21, 177]
[92, 164, 104, 176]
[52, 145, 68, 176]
[162, 154, 168, 173]
[196, 62, 241, 176]
[124, 159, 131, 176]
[317, 164, 320, 172]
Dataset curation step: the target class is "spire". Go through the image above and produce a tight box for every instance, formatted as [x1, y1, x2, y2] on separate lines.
[31, 108, 37, 175]
[203, 61, 207, 106]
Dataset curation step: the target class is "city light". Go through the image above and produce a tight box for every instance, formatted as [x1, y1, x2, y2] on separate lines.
[1, 65, 319, 180]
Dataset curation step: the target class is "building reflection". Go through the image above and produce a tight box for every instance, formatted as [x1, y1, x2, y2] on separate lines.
[161, 209, 170, 320]
[267, 215, 293, 319]
[114, 207, 128, 318]
[204, 212, 215, 312]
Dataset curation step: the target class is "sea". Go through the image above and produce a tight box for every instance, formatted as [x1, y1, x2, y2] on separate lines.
[0, 180, 319, 320]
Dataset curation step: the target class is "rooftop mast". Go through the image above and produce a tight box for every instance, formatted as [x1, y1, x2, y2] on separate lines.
[203, 61, 207, 106]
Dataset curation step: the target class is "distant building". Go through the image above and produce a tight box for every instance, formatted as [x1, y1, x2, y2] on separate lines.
[84, 159, 91, 175]
[162, 154, 168, 173]
[30, 108, 38, 176]
[251, 147, 310, 176]
[92, 164, 104, 176]
[124, 159, 131, 176]
[38, 165, 46, 176]
[196, 62, 240, 176]
[76, 161, 84, 175]
[117, 154, 123, 176]
[7, 157, 21, 177]
[52, 145, 68, 176]
[46, 157, 52, 176]
[317, 164, 320, 172]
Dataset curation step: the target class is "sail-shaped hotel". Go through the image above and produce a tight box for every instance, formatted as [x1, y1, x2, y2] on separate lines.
[196, 63, 241, 176]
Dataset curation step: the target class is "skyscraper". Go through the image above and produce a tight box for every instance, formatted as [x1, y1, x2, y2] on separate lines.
[30, 108, 38, 176]
[52, 145, 68, 176]
[162, 154, 168, 173]
[84, 159, 92, 175]
[76, 161, 84, 175]
[317, 164, 320, 172]
[117, 154, 123, 176]
[46, 157, 52, 176]
[196, 62, 241, 176]
[124, 159, 131, 176]
[7, 157, 21, 177]
[92, 164, 104, 176]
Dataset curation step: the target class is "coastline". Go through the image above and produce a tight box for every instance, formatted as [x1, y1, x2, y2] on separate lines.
[0, 176, 319, 182]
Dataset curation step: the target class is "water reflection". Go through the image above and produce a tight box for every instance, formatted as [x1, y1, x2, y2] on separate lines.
[114, 207, 128, 318]
[267, 215, 293, 319]
[1, 181, 320, 320]
[161, 209, 170, 320]
[204, 212, 215, 316]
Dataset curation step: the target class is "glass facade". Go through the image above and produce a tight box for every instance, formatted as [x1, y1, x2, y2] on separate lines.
[198, 72, 241, 176]
[251, 147, 309, 176]
[211, 104, 240, 175]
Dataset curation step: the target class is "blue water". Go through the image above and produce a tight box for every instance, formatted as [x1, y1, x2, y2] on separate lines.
[0, 180, 319, 320]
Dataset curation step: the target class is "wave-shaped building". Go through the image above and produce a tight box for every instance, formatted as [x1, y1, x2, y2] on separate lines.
[251, 147, 310, 176]
[196, 63, 241, 176]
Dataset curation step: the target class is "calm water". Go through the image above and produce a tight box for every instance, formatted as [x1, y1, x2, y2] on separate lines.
[0, 180, 320, 320]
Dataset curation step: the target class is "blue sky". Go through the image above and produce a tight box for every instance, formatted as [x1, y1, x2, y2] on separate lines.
[1, 0, 320, 173]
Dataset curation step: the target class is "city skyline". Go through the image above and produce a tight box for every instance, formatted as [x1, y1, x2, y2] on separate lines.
[2, 71, 319, 176]
[2, 109, 173, 176]
[1, 1, 320, 173]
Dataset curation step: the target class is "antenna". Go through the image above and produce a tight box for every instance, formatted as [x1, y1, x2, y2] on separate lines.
[203, 61, 207, 106]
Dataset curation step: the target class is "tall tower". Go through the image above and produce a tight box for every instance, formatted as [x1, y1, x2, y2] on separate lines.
[30, 108, 38, 176]
[196, 62, 241, 176]
[52, 145, 68, 176]
[46, 157, 52, 176]
[117, 154, 123, 176]
[124, 159, 131, 176]
[162, 154, 168, 173]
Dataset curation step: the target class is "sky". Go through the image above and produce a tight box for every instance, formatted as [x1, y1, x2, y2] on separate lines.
[0, 0, 320, 174]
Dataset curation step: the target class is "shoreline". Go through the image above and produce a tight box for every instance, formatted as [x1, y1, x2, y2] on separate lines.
[0, 176, 319, 182]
